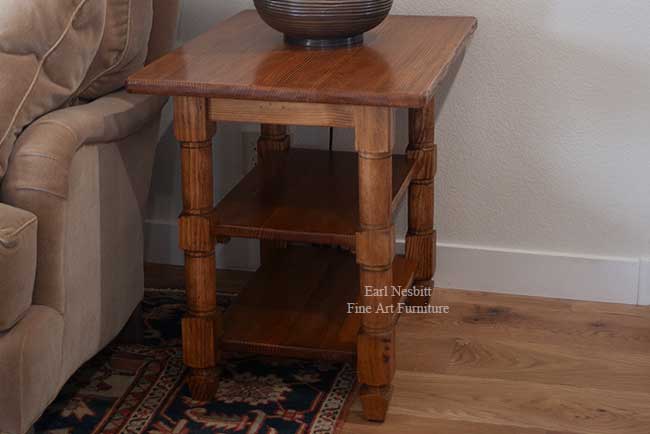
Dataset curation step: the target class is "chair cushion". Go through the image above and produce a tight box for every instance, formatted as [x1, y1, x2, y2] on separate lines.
[77, 0, 153, 100]
[0, 0, 105, 181]
[0, 203, 37, 332]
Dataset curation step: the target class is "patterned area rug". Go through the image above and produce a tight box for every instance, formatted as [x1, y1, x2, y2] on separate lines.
[35, 289, 356, 434]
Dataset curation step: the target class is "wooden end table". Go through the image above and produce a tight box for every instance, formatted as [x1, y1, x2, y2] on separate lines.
[128, 10, 476, 422]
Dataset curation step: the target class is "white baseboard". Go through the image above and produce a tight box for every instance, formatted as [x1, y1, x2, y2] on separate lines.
[638, 258, 650, 305]
[428, 242, 641, 305]
[145, 220, 645, 305]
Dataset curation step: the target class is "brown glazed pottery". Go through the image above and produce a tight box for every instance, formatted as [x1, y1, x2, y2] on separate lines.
[253, 0, 394, 48]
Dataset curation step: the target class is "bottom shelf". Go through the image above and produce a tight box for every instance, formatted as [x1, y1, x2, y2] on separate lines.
[222, 246, 416, 361]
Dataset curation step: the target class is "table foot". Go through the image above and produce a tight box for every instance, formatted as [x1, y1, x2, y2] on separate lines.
[359, 385, 393, 422]
[408, 280, 434, 307]
[187, 367, 220, 401]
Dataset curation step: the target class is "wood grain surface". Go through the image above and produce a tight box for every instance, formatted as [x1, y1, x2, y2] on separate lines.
[127, 10, 477, 107]
[343, 288, 650, 434]
[221, 245, 415, 361]
[174, 96, 221, 400]
[406, 99, 436, 306]
[212, 148, 414, 247]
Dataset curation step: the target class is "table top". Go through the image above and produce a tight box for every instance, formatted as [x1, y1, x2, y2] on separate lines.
[127, 10, 476, 108]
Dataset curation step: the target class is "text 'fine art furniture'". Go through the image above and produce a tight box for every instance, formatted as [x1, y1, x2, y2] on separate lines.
[127, 10, 476, 422]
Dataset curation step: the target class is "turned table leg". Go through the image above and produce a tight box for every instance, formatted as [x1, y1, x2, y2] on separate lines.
[257, 124, 290, 265]
[355, 107, 396, 422]
[257, 124, 290, 158]
[174, 96, 221, 400]
[406, 99, 437, 306]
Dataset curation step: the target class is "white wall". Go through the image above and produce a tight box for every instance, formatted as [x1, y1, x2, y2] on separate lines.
[146, 0, 650, 304]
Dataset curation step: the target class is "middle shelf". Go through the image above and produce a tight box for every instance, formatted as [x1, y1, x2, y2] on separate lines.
[213, 148, 415, 247]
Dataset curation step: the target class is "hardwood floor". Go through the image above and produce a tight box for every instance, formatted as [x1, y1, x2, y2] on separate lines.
[145, 265, 650, 433]
[344, 289, 650, 434]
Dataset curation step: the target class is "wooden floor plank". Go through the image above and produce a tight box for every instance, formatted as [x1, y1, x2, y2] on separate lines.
[434, 287, 650, 322]
[386, 371, 650, 434]
[415, 289, 650, 353]
[396, 320, 650, 393]
[443, 337, 650, 394]
[342, 407, 565, 434]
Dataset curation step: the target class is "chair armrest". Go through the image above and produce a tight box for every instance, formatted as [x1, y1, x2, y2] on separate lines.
[0, 203, 37, 331]
[3, 90, 166, 199]
[1, 90, 166, 314]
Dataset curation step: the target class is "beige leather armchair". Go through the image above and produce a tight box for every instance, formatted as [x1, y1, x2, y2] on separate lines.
[0, 2, 180, 433]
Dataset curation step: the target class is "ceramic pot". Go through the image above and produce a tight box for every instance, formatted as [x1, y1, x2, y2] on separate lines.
[254, 0, 393, 48]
